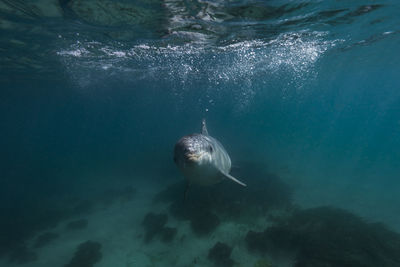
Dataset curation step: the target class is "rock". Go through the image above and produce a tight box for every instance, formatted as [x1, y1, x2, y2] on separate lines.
[0, 200, 71, 258]
[245, 230, 270, 253]
[254, 258, 273, 267]
[160, 227, 177, 243]
[208, 242, 234, 267]
[64, 240, 102, 267]
[142, 212, 168, 242]
[169, 197, 204, 221]
[190, 210, 220, 236]
[246, 206, 400, 267]
[155, 161, 293, 222]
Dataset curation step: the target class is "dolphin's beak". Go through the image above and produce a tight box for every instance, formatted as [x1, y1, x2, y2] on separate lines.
[186, 153, 201, 162]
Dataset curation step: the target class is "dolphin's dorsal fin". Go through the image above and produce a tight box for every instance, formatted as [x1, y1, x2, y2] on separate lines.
[219, 170, 247, 187]
[201, 119, 209, 136]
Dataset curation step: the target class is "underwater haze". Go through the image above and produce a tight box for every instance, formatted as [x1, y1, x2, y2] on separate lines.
[1, 0, 400, 266]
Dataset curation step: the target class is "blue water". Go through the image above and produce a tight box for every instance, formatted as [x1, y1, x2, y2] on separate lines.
[1, 0, 400, 266]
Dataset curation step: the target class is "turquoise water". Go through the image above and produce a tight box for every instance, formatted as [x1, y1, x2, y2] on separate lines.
[1, 1, 400, 266]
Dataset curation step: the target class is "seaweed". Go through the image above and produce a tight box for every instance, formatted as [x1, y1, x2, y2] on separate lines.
[190, 210, 220, 236]
[154, 160, 293, 223]
[142, 212, 177, 243]
[0, 205, 70, 259]
[254, 258, 273, 267]
[245, 230, 270, 253]
[159, 227, 177, 243]
[64, 240, 102, 267]
[245, 206, 400, 267]
[0, 184, 135, 259]
[208, 242, 234, 267]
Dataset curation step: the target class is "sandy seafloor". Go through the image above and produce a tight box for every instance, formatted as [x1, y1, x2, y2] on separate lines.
[0, 177, 286, 267]
[2, 164, 400, 267]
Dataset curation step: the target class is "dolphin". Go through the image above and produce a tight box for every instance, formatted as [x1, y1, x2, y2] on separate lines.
[174, 119, 246, 197]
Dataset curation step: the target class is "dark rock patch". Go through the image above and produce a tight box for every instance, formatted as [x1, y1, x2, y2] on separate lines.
[154, 161, 292, 223]
[169, 194, 211, 221]
[0, 205, 70, 259]
[142, 212, 168, 242]
[142, 212, 176, 243]
[0, 181, 131, 260]
[157, 186, 221, 236]
[160, 227, 177, 243]
[142, 213, 168, 231]
[64, 240, 102, 267]
[245, 230, 270, 253]
[153, 182, 186, 204]
[8, 245, 37, 264]
[34, 232, 59, 248]
[208, 242, 234, 267]
[190, 210, 220, 236]
[246, 206, 400, 267]
[66, 219, 88, 230]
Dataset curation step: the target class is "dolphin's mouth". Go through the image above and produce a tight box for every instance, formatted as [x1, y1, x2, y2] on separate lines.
[185, 153, 201, 162]
[185, 151, 209, 163]
[174, 134, 210, 166]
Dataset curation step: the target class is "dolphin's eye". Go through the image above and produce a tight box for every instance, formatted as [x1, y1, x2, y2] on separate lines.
[208, 145, 213, 153]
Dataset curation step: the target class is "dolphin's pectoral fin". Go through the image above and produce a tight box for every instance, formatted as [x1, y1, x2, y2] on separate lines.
[201, 118, 209, 136]
[219, 170, 247, 187]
